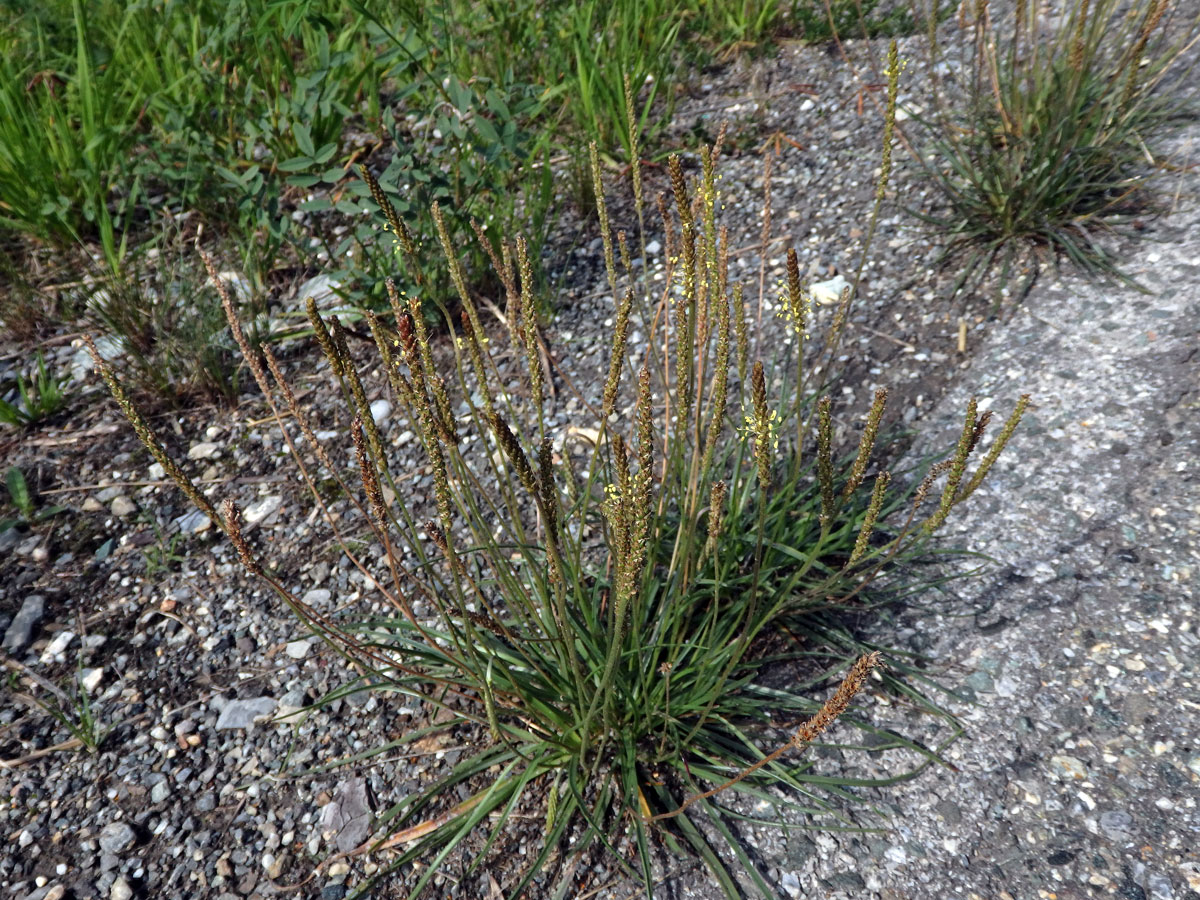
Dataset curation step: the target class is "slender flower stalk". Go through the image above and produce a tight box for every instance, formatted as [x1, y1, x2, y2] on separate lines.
[733, 283, 749, 385]
[657, 190, 676, 260]
[360, 164, 421, 283]
[590, 141, 619, 304]
[750, 361, 773, 492]
[338, 325, 386, 471]
[817, 395, 835, 525]
[924, 397, 979, 533]
[222, 499, 262, 576]
[85, 335, 221, 529]
[649, 653, 881, 823]
[957, 394, 1031, 502]
[843, 388, 888, 500]
[516, 235, 545, 422]
[850, 472, 891, 566]
[603, 289, 634, 420]
[307, 297, 342, 377]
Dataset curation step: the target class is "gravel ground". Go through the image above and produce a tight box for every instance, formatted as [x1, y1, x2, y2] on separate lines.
[3, 19, 1198, 900]
[785, 124, 1200, 900]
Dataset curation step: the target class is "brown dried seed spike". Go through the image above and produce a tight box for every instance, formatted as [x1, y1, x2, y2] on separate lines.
[790, 652, 880, 748]
[668, 155, 692, 230]
[967, 410, 993, 454]
[817, 395, 835, 522]
[222, 498, 263, 576]
[307, 298, 342, 377]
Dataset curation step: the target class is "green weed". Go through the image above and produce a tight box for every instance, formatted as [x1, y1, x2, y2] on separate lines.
[1, 466, 66, 536]
[5, 644, 112, 755]
[3, 466, 35, 522]
[0, 0, 142, 269]
[0, 351, 69, 427]
[32, 664, 111, 753]
[141, 517, 188, 578]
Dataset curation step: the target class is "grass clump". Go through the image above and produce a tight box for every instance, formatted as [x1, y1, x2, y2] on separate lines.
[91, 48, 1028, 899]
[910, 0, 1200, 301]
[0, 351, 69, 428]
[83, 226, 257, 407]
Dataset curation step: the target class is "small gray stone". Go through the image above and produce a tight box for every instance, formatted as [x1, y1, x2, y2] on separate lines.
[214, 697, 277, 731]
[0, 527, 19, 553]
[276, 689, 309, 721]
[964, 670, 994, 693]
[2, 594, 45, 652]
[1147, 871, 1174, 900]
[1048, 754, 1088, 781]
[826, 872, 867, 891]
[319, 777, 372, 854]
[301, 588, 331, 607]
[242, 495, 282, 525]
[80, 667, 103, 693]
[321, 885, 348, 900]
[284, 639, 312, 659]
[150, 781, 170, 804]
[978, 656, 1004, 676]
[297, 273, 342, 308]
[98, 821, 136, 855]
[110, 496, 137, 517]
[780, 872, 801, 899]
[936, 799, 962, 825]
[369, 399, 392, 425]
[187, 441, 220, 460]
[1099, 809, 1136, 842]
[994, 676, 1018, 698]
[110, 875, 133, 900]
[174, 509, 212, 534]
[39, 630, 76, 664]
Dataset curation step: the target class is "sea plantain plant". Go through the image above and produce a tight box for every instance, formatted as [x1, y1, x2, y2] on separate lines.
[909, 0, 1200, 301]
[90, 44, 1028, 899]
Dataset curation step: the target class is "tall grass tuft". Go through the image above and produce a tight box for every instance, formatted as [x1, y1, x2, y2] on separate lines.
[909, 0, 1200, 301]
[91, 47, 1028, 897]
